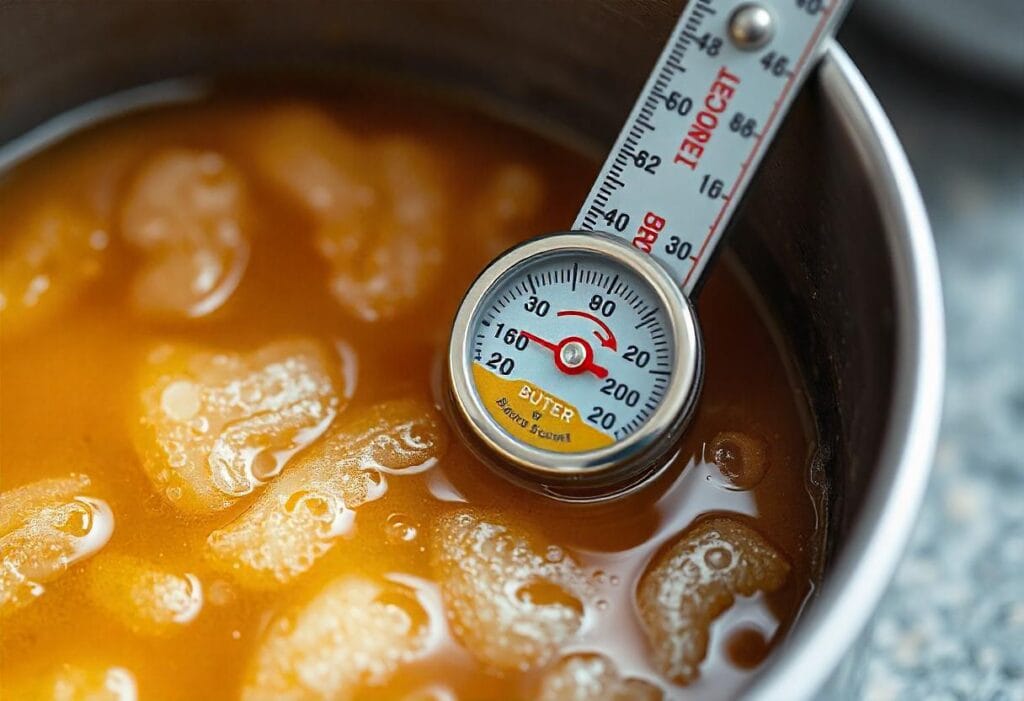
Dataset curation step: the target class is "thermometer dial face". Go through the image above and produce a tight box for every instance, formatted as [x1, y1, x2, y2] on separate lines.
[447, 233, 702, 496]
[471, 252, 671, 451]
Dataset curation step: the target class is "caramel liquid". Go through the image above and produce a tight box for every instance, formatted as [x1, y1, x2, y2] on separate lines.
[0, 87, 822, 700]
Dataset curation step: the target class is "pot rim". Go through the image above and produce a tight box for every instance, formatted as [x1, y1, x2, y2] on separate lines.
[746, 41, 944, 700]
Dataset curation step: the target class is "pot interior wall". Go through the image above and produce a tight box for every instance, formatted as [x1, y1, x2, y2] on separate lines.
[0, 0, 896, 657]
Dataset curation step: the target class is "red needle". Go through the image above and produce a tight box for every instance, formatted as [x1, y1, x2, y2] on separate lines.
[520, 331, 609, 379]
[520, 331, 558, 353]
[581, 358, 610, 379]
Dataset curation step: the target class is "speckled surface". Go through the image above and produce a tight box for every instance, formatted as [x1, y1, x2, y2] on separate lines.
[824, 25, 1024, 701]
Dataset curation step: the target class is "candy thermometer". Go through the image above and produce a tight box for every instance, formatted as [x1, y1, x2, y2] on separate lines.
[447, 0, 851, 500]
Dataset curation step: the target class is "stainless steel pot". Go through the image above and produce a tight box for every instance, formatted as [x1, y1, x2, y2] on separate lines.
[0, 1, 944, 698]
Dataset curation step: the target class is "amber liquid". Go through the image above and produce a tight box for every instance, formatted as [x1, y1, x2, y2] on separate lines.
[0, 87, 822, 700]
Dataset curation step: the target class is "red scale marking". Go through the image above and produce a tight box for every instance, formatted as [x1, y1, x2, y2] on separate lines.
[682, 3, 837, 288]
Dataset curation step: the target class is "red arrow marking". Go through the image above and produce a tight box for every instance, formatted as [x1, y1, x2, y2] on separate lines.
[556, 310, 618, 351]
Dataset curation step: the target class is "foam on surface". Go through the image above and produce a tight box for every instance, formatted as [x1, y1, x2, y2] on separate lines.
[0, 201, 107, 335]
[430, 508, 590, 672]
[536, 653, 663, 701]
[1, 475, 114, 617]
[242, 576, 430, 701]
[86, 553, 203, 636]
[119, 148, 250, 318]
[134, 339, 341, 513]
[636, 517, 789, 684]
[207, 398, 447, 587]
[247, 105, 449, 322]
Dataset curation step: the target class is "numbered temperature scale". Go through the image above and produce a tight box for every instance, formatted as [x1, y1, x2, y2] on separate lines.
[447, 0, 850, 500]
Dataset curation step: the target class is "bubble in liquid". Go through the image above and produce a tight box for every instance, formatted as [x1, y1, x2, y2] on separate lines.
[726, 626, 771, 670]
[250, 450, 281, 483]
[56, 501, 93, 537]
[705, 546, 733, 570]
[514, 580, 585, 616]
[285, 491, 333, 521]
[707, 431, 769, 490]
[546, 545, 565, 563]
[161, 380, 201, 422]
[386, 514, 419, 544]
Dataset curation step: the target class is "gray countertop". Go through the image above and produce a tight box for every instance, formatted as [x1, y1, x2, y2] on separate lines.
[827, 23, 1024, 701]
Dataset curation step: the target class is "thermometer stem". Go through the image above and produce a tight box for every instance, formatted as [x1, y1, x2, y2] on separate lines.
[573, 0, 851, 295]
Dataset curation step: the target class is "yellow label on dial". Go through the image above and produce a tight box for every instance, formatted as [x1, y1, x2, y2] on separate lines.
[472, 363, 615, 453]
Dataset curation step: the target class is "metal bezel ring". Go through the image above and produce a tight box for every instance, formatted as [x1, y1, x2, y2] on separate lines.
[446, 231, 703, 497]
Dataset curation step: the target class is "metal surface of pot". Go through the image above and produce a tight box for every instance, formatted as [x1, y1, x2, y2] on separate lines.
[0, 1, 944, 698]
